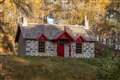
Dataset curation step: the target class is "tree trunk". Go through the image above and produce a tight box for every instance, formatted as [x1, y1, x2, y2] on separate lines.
[2, 33, 16, 55]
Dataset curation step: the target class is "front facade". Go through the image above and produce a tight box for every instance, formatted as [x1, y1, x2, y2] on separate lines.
[15, 24, 96, 58]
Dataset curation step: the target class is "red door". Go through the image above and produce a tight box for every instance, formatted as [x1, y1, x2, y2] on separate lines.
[57, 44, 64, 57]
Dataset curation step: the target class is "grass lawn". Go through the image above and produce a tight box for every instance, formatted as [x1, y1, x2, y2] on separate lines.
[0, 56, 97, 80]
[0, 47, 119, 80]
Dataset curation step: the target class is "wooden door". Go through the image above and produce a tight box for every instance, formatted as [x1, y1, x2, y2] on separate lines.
[57, 44, 64, 57]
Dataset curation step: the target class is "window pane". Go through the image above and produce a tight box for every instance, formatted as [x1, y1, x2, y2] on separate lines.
[58, 39, 67, 44]
[38, 41, 45, 52]
[76, 43, 82, 54]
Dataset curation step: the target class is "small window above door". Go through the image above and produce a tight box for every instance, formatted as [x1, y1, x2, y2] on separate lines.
[58, 39, 68, 44]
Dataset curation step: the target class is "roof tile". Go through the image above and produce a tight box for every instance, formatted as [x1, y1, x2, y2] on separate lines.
[20, 24, 96, 41]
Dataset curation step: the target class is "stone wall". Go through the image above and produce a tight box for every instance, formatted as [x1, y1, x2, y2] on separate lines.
[46, 41, 57, 56]
[25, 40, 57, 56]
[71, 42, 95, 58]
[25, 40, 39, 56]
[24, 40, 95, 58]
[82, 42, 95, 58]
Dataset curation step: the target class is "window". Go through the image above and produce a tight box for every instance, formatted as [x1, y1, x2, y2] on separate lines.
[38, 41, 45, 52]
[76, 43, 82, 54]
[58, 39, 67, 44]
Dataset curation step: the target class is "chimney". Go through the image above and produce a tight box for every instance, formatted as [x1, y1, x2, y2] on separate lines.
[21, 15, 28, 26]
[18, 13, 28, 26]
[84, 15, 89, 29]
[47, 15, 54, 24]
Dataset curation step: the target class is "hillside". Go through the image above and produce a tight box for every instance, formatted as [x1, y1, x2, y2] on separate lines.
[0, 52, 120, 80]
[0, 56, 97, 80]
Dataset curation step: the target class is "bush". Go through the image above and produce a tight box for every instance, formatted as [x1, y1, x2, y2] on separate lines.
[96, 57, 120, 80]
[0, 74, 4, 80]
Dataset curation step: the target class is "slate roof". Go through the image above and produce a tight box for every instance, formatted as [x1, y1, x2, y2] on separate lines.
[18, 24, 96, 41]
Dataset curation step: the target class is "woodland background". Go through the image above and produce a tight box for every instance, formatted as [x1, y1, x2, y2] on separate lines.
[0, 0, 120, 80]
[0, 0, 119, 54]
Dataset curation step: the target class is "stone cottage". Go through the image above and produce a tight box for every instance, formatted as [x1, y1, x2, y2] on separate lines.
[15, 24, 96, 58]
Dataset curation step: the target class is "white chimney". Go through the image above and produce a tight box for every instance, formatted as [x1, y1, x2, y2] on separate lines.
[47, 16, 54, 24]
[22, 16, 28, 26]
[84, 15, 89, 29]
[18, 12, 28, 26]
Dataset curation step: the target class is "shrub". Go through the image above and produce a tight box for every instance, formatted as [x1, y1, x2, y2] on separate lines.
[96, 57, 120, 80]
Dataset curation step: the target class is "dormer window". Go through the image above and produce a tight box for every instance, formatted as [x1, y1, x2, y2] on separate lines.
[37, 34, 47, 53]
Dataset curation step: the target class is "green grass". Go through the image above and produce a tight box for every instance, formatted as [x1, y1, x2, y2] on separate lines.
[0, 47, 119, 80]
[0, 56, 97, 80]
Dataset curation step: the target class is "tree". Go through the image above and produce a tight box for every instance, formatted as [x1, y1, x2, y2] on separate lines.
[38, 0, 111, 25]
[12, 0, 32, 17]
[0, 0, 5, 4]
[105, 0, 120, 30]
[0, 0, 32, 54]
